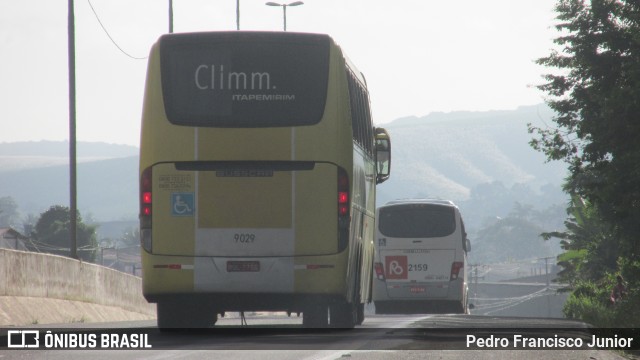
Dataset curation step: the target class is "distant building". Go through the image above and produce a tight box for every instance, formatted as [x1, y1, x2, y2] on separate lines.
[0, 227, 29, 251]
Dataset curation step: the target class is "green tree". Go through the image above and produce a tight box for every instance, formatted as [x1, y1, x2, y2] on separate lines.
[530, 0, 640, 259]
[33, 205, 98, 262]
[541, 196, 617, 285]
[530, 0, 640, 326]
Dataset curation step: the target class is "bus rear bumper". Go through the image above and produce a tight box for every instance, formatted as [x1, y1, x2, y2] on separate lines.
[142, 252, 349, 306]
[374, 299, 466, 314]
[146, 293, 347, 314]
[372, 278, 467, 314]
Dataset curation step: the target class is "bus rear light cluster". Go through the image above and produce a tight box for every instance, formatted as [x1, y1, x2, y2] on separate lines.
[450, 261, 464, 280]
[142, 192, 152, 215]
[141, 167, 152, 216]
[337, 167, 350, 251]
[337, 167, 350, 226]
[140, 167, 153, 253]
[338, 191, 349, 215]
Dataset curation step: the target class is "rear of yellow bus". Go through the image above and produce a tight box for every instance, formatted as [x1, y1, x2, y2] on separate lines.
[139, 32, 366, 328]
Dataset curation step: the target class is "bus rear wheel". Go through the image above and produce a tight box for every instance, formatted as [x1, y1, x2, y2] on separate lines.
[329, 301, 357, 328]
[303, 303, 329, 328]
[356, 303, 365, 325]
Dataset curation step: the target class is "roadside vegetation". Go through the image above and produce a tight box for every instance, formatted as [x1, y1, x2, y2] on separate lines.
[530, 0, 640, 327]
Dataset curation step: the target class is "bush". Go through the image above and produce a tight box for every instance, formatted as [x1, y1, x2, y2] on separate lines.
[563, 275, 639, 328]
[563, 280, 615, 327]
[609, 260, 640, 327]
[610, 289, 640, 328]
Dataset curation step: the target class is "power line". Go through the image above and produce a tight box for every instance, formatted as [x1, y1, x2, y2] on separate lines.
[471, 287, 555, 315]
[87, 0, 147, 60]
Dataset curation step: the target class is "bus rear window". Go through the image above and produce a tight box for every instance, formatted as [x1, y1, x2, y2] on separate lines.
[159, 32, 329, 128]
[379, 204, 456, 238]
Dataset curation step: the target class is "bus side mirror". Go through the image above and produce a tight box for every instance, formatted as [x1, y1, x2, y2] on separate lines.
[465, 238, 471, 252]
[375, 128, 391, 184]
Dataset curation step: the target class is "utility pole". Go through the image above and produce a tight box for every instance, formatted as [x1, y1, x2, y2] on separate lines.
[68, 0, 78, 259]
[236, 0, 240, 30]
[169, 0, 174, 33]
[538, 256, 555, 318]
[469, 264, 485, 301]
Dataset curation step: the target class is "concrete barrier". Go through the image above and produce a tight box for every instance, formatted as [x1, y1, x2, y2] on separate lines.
[0, 249, 155, 323]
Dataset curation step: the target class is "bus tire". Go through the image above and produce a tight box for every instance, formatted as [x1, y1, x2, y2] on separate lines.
[329, 301, 357, 328]
[356, 302, 365, 325]
[303, 303, 329, 328]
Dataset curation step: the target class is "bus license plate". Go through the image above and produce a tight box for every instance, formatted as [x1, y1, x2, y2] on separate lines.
[410, 286, 426, 294]
[227, 261, 260, 272]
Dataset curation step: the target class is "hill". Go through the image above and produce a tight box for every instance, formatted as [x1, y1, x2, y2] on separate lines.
[0, 140, 138, 158]
[0, 156, 139, 222]
[376, 104, 567, 206]
[0, 141, 138, 173]
[0, 105, 568, 228]
[0, 141, 139, 222]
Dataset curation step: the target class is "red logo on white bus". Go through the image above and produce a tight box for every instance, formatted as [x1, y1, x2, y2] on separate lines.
[385, 256, 407, 280]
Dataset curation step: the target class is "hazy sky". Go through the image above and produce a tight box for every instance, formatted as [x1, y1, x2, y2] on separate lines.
[1, 0, 559, 147]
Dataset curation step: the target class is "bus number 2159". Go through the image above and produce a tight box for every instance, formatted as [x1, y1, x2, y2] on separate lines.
[408, 264, 428, 271]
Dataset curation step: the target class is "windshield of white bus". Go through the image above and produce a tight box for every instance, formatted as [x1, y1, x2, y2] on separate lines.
[379, 204, 457, 238]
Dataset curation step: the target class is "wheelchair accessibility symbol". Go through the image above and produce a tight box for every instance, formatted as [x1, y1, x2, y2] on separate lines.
[171, 192, 194, 216]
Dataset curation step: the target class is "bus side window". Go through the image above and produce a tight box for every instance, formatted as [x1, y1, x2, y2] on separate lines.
[346, 72, 362, 147]
[347, 69, 375, 155]
[363, 91, 374, 154]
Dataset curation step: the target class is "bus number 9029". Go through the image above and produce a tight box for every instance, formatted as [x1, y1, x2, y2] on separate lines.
[234, 233, 256, 243]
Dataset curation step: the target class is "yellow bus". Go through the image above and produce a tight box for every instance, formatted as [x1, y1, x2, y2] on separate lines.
[139, 31, 391, 329]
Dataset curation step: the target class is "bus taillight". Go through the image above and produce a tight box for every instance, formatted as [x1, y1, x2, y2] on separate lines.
[140, 166, 153, 253]
[337, 167, 350, 251]
[338, 167, 350, 222]
[142, 192, 152, 215]
[338, 191, 349, 215]
[450, 261, 464, 280]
